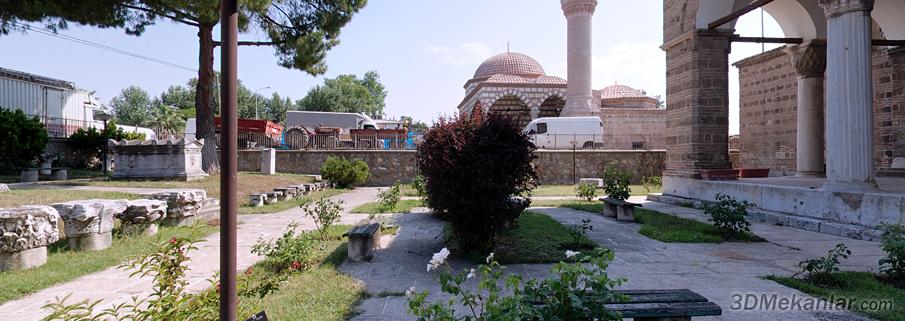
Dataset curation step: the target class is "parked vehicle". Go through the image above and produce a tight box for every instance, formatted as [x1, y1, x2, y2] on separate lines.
[522, 117, 604, 149]
[284, 111, 378, 133]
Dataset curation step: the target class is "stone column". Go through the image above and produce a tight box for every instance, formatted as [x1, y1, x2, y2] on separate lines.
[819, 0, 878, 191]
[560, 0, 598, 117]
[785, 42, 827, 177]
[261, 148, 276, 175]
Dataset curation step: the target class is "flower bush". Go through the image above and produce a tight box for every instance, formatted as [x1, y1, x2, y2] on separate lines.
[601, 162, 631, 201]
[703, 193, 753, 237]
[376, 182, 402, 214]
[417, 111, 536, 253]
[408, 247, 626, 321]
[251, 223, 321, 272]
[878, 223, 905, 283]
[301, 197, 343, 241]
[576, 183, 598, 202]
[320, 156, 369, 188]
[796, 243, 851, 286]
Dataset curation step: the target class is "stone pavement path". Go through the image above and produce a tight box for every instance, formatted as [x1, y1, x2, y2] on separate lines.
[0, 187, 380, 321]
[343, 197, 883, 321]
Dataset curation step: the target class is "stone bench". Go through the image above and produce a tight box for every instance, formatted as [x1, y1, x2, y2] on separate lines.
[52, 199, 128, 251]
[272, 188, 292, 201]
[249, 193, 268, 207]
[147, 189, 206, 227]
[599, 197, 642, 222]
[346, 223, 380, 262]
[117, 199, 168, 236]
[0, 206, 60, 271]
[607, 289, 722, 321]
[264, 192, 281, 205]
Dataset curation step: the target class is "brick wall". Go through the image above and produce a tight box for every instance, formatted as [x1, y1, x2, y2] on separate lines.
[598, 108, 667, 149]
[238, 149, 666, 186]
[734, 47, 798, 171]
[874, 47, 905, 168]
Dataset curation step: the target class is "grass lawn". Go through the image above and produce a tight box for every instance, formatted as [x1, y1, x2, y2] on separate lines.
[239, 188, 347, 215]
[0, 189, 140, 208]
[400, 184, 419, 197]
[531, 184, 660, 197]
[530, 199, 603, 212]
[240, 225, 367, 321]
[63, 172, 315, 201]
[634, 209, 764, 243]
[766, 272, 905, 321]
[0, 225, 217, 304]
[351, 199, 424, 214]
[446, 211, 597, 264]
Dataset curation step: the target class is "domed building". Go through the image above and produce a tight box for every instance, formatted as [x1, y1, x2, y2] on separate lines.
[457, 52, 666, 149]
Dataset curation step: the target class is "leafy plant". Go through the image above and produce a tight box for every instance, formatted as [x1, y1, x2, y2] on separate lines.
[567, 219, 594, 248]
[640, 176, 662, 194]
[703, 193, 752, 237]
[408, 248, 625, 321]
[0, 108, 48, 170]
[417, 111, 537, 253]
[411, 175, 427, 198]
[376, 182, 402, 214]
[601, 162, 631, 201]
[320, 156, 369, 188]
[797, 243, 852, 286]
[878, 223, 905, 283]
[301, 197, 343, 241]
[69, 119, 146, 169]
[42, 232, 263, 320]
[576, 183, 598, 202]
[251, 223, 321, 272]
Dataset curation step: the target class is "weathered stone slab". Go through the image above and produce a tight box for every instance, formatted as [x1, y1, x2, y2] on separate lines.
[249, 194, 267, 207]
[20, 170, 38, 183]
[579, 178, 604, 187]
[0, 247, 47, 271]
[118, 199, 168, 236]
[52, 199, 126, 251]
[148, 189, 206, 218]
[264, 192, 280, 205]
[0, 206, 60, 253]
[0, 184, 8, 192]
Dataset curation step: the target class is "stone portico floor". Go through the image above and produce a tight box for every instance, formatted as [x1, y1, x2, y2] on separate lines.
[345, 196, 884, 321]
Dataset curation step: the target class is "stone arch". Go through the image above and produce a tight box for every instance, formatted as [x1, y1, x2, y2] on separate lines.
[695, 0, 824, 39]
[488, 89, 530, 107]
[538, 94, 566, 118]
[489, 94, 532, 129]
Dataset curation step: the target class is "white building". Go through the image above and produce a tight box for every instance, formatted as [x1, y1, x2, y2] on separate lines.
[0, 67, 104, 137]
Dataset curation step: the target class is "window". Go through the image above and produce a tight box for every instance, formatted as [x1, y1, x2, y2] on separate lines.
[536, 123, 548, 134]
[632, 142, 645, 150]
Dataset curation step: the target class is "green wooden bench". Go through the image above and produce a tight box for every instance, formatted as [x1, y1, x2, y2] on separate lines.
[608, 289, 722, 320]
[599, 197, 642, 221]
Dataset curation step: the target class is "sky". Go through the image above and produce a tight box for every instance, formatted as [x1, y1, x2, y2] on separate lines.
[0, 0, 783, 134]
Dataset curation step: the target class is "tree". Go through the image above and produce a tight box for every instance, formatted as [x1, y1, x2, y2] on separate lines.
[0, 108, 47, 170]
[148, 102, 186, 137]
[160, 85, 195, 110]
[110, 86, 153, 126]
[265, 92, 292, 124]
[2, 0, 368, 173]
[296, 71, 387, 117]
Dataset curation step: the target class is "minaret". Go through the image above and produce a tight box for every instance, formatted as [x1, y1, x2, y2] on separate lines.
[560, 0, 598, 117]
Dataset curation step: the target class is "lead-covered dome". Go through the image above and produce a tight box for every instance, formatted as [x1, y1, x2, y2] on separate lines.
[473, 52, 546, 79]
[599, 84, 647, 99]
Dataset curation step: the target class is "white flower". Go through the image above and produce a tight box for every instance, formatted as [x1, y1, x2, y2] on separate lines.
[427, 247, 450, 271]
[485, 252, 495, 263]
[406, 286, 416, 297]
[565, 250, 580, 258]
[466, 268, 476, 279]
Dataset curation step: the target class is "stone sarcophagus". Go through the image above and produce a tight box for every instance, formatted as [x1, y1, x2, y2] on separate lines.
[0, 206, 60, 271]
[108, 139, 208, 181]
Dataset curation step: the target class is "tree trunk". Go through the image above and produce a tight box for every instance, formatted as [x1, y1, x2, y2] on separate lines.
[196, 23, 220, 173]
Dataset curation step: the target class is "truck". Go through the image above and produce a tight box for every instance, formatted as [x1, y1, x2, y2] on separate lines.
[284, 111, 378, 133]
[522, 117, 605, 150]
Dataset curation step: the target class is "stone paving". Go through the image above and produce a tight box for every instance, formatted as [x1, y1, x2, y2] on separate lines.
[0, 187, 379, 321]
[343, 196, 884, 321]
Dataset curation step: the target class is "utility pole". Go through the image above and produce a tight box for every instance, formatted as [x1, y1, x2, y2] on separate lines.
[220, 0, 238, 320]
[254, 86, 270, 119]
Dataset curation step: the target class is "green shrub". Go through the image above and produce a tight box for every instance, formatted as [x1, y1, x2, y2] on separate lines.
[69, 120, 146, 169]
[409, 248, 625, 321]
[879, 223, 905, 283]
[797, 243, 851, 286]
[640, 176, 662, 193]
[703, 193, 752, 237]
[376, 182, 402, 214]
[0, 108, 48, 170]
[301, 197, 343, 241]
[252, 223, 321, 272]
[576, 183, 598, 202]
[566, 219, 594, 248]
[320, 156, 369, 188]
[601, 162, 631, 201]
[411, 175, 427, 198]
[417, 111, 537, 253]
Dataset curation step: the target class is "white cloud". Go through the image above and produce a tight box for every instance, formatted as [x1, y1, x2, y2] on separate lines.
[423, 42, 491, 66]
[552, 42, 666, 97]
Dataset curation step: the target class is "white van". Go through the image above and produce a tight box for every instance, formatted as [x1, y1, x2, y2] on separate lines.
[523, 117, 604, 149]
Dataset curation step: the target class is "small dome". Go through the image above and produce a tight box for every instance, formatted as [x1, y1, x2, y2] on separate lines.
[599, 84, 648, 99]
[473, 52, 546, 79]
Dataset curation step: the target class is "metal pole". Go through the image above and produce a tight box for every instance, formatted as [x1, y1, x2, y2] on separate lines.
[220, 0, 238, 320]
[103, 120, 108, 175]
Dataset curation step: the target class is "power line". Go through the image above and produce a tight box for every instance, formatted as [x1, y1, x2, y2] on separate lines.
[10, 22, 197, 72]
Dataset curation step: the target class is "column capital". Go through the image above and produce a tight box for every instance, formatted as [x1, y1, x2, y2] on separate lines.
[784, 41, 827, 78]
[561, 0, 597, 17]
[819, 0, 874, 18]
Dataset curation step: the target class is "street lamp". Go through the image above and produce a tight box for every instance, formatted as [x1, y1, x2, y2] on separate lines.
[93, 110, 114, 175]
[254, 86, 271, 119]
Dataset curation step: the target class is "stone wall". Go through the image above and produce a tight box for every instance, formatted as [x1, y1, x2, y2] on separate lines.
[238, 149, 666, 186]
[734, 47, 905, 173]
[598, 108, 667, 149]
[734, 48, 798, 172]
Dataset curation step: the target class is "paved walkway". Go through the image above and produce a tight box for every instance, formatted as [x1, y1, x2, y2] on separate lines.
[343, 196, 883, 321]
[0, 188, 380, 321]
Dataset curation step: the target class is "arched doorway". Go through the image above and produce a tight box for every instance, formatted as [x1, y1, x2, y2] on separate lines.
[538, 95, 565, 118]
[489, 95, 531, 129]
